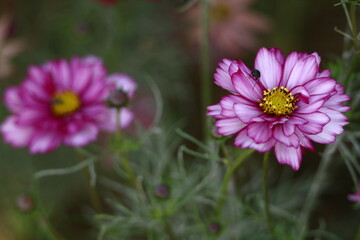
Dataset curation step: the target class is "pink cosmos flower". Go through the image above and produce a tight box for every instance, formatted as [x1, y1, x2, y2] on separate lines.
[207, 47, 350, 170]
[186, 0, 270, 56]
[1, 56, 136, 154]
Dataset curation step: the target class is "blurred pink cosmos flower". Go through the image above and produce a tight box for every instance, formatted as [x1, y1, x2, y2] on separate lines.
[1, 56, 136, 154]
[207, 47, 350, 170]
[348, 183, 360, 203]
[186, 0, 270, 56]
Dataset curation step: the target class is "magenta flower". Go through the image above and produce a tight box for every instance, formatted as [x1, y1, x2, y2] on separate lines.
[207, 48, 350, 170]
[348, 192, 360, 203]
[1, 56, 135, 154]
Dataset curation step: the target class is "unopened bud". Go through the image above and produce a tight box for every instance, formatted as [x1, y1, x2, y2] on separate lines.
[154, 184, 170, 199]
[207, 222, 221, 234]
[16, 195, 34, 212]
[107, 89, 129, 108]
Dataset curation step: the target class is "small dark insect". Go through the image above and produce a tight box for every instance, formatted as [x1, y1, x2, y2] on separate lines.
[251, 69, 261, 80]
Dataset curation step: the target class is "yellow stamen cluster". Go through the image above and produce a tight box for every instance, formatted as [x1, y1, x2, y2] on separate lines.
[51, 91, 81, 116]
[259, 86, 298, 117]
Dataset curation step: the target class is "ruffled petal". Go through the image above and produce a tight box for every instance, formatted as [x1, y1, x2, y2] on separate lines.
[317, 69, 331, 78]
[246, 122, 272, 143]
[29, 131, 62, 154]
[1, 116, 34, 147]
[274, 142, 302, 170]
[214, 59, 237, 93]
[296, 112, 330, 135]
[4, 87, 25, 113]
[254, 47, 282, 89]
[284, 55, 318, 90]
[219, 95, 240, 118]
[304, 77, 336, 95]
[234, 101, 262, 123]
[207, 104, 222, 119]
[215, 118, 246, 136]
[234, 129, 275, 152]
[64, 122, 99, 147]
[231, 70, 263, 102]
[273, 125, 300, 147]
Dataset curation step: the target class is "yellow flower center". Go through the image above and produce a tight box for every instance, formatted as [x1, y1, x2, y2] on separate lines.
[259, 87, 298, 117]
[211, 4, 231, 22]
[51, 91, 80, 116]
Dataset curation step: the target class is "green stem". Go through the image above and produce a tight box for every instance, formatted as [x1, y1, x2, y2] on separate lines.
[349, 4, 359, 53]
[30, 179, 64, 240]
[163, 218, 178, 240]
[262, 151, 274, 236]
[215, 149, 255, 217]
[116, 108, 137, 190]
[77, 151, 103, 212]
[200, 0, 211, 139]
[298, 143, 337, 240]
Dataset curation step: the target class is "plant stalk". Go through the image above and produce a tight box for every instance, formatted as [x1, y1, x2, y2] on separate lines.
[262, 151, 274, 236]
[215, 149, 255, 217]
[200, 0, 211, 139]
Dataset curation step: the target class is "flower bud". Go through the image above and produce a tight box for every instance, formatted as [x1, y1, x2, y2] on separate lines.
[207, 222, 221, 234]
[154, 184, 170, 199]
[16, 195, 34, 212]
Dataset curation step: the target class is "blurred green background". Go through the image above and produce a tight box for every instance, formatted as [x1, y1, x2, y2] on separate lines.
[0, 0, 358, 239]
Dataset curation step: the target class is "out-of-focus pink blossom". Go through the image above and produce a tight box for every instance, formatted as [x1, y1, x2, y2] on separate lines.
[0, 15, 26, 79]
[1, 56, 136, 154]
[186, 0, 270, 56]
[348, 183, 360, 203]
[207, 47, 350, 170]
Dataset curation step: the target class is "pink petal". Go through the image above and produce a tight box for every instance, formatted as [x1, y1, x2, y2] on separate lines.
[281, 52, 300, 86]
[214, 59, 237, 93]
[304, 78, 336, 95]
[107, 74, 137, 98]
[29, 131, 62, 154]
[4, 87, 24, 113]
[275, 142, 302, 171]
[295, 129, 315, 151]
[296, 112, 330, 135]
[207, 104, 222, 118]
[46, 59, 71, 89]
[254, 47, 282, 89]
[270, 47, 285, 65]
[291, 86, 309, 104]
[284, 55, 318, 90]
[234, 101, 262, 123]
[1, 116, 34, 147]
[317, 69, 331, 78]
[219, 95, 240, 118]
[64, 122, 99, 147]
[234, 129, 275, 152]
[232, 70, 263, 102]
[215, 118, 246, 136]
[120, 108, 134, 129]
[246, 122, 272, 143]
[273, 125, 300, 147]
[296, 98, 325, 114]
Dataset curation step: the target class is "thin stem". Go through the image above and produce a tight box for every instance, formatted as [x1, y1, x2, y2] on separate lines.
[262, 151, 274, 236]
[77, 151, 103, 212]
[349, 4, 359, 53]
[298, 143, 337, 240]
[215, 149, 255, 217]
[116, 108, 137, 190]
[200, 0, 211, 139]
[163, 218, 178, 240]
